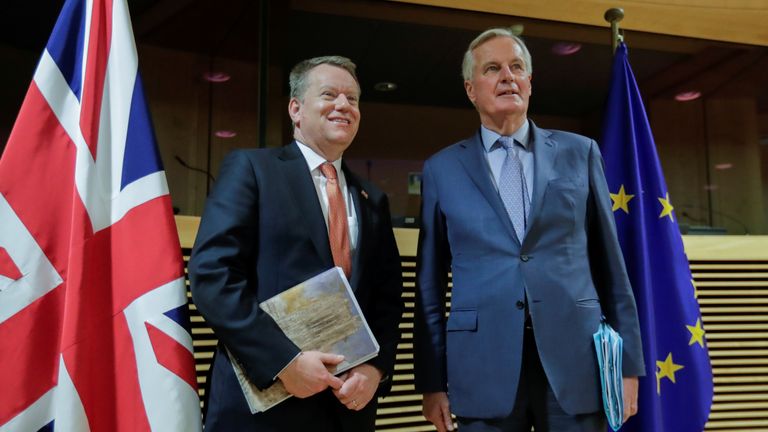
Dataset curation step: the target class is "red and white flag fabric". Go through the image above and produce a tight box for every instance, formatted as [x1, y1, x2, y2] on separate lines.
[0, 0, 201, 430]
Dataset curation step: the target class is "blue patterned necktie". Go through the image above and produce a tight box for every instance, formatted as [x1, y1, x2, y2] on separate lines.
[497, 136, 529, 242]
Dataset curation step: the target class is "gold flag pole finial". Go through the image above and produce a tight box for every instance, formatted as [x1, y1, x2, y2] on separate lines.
[604, 8, 625, 54]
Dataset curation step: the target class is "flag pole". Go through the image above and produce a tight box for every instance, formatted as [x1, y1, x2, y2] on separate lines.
[604, 8, 625, 54]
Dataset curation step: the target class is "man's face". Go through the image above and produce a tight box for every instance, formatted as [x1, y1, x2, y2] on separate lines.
[289, 64, 361, 160]
[465, 37, 532, 120]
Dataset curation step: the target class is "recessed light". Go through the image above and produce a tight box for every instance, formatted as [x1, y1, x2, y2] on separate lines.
[714, 163, 733, 170]
[374, 82, 397, 92]
[675, 91, 701, 102]
[204, 72, 231, 83]
[214, 130, 237, 138]
[552, 42, 582, 56]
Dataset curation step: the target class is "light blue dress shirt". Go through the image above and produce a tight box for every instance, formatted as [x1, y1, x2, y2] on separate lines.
[480, 121, 534, 204]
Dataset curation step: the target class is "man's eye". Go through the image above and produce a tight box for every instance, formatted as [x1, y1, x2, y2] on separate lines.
[485, 65, 499, 73]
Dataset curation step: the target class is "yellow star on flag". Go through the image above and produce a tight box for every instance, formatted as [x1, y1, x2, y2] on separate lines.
[656, 352, 684, 394]
[687, 318, 706, 348]
[658, 192, 674, 221]
[610, 185, 634, 214]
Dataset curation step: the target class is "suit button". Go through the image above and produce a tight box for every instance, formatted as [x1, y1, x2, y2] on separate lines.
[516, 301, 525, 310]
[520, 254, 529, 262]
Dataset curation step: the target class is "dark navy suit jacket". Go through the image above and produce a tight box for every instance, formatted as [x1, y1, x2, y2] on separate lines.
[414, 122, 644, 419]
[189, 142, 403, 430]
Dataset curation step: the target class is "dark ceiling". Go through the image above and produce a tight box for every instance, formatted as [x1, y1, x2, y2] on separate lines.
[2, 0, 767, 127]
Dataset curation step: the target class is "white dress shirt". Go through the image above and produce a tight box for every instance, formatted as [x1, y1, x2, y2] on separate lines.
[296, 141, 359, 251]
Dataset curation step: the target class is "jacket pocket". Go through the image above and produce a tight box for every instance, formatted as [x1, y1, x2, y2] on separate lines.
[575, 298, 601, 308]
[447, 309, 478, 331]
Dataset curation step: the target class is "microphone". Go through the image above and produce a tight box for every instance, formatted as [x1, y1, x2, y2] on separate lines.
[175, 155, 216, 184]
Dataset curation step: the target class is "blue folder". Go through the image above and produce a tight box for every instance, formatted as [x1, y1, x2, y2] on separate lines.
[593, 318, 624, 431]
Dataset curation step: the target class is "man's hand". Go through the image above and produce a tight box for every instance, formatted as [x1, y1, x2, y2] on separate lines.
[277, 351, 345, 398]
[623, 376, 639, 422]
[422, 392, 454, 432]
[333, 363, 382, 411]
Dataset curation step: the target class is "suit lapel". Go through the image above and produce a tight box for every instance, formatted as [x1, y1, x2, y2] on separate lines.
[342, 162, 366, 291]
[456, 132, 519, 244]
[278, 142, 334, 269]
[526, 122, 558, 236]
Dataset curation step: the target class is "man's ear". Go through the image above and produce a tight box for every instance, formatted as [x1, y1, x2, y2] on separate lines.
[288, 97, 301, 126]
[464, 80, 476, 105]
[528, 73, 533, 94]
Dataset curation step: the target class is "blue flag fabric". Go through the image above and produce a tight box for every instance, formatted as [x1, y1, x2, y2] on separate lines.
[600, 42, 713, 432]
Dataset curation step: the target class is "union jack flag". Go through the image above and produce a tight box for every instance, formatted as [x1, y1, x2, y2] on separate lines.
[0, 0, 201, 430]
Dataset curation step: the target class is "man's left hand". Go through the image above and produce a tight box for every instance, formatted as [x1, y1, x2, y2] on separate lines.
[333, 364, 382, 411]
[623, 376, 639, 422]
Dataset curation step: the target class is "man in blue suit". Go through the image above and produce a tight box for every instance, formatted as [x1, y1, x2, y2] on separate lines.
[415, 28, 645, 432]
[189, 56, 403, 431]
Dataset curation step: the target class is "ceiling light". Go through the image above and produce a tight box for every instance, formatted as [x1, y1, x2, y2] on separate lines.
[203, 72, 231, 83]
[214, 130, 237, 138]
[374, 82, 397, 92]
[674, 91, 701, 102]
[714, 163, 733, 170]
[552, 42, 582, 56]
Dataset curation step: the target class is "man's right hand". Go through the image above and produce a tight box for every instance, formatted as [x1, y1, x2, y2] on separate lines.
[422, 392, 454, 432]
[277, 351, 345, 398]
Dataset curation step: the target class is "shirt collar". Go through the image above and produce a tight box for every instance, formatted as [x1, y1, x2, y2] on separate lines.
[480, 120, 531, 152]
[296, 140, 343, 174]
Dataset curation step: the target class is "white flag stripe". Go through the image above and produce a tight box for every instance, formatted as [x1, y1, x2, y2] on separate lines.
[124, 279, 201, 432]
[97, 0, 137, 203]
[0, 194, 63, 324]
[0, 357, 89, 432]
[35, 45, 168, 232]
[51, 357, 90, 432]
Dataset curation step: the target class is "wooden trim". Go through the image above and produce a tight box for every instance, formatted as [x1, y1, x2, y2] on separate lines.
[387, 0, 768, 46]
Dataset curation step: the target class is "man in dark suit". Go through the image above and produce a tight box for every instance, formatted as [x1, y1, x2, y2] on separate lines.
[414, 28, 645, 432]
[189, 56, 403, 431]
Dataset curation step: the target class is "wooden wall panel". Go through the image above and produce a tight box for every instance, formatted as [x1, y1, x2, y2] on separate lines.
[387, 0, 768, 47]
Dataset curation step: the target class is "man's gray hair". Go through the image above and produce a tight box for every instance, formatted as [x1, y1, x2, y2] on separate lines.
[461, 28, 533, 81]
[289, 56, 360, 101]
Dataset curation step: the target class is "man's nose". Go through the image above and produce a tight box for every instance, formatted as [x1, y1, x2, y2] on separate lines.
[500, 65, 515, 81]
[335, 94, 351, 108]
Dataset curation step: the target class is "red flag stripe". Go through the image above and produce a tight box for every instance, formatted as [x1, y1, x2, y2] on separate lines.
[79, 0, 113, 159]
[0, 84, 88, 280]
[0, 247, 22, 281]
[63, 312, 151, 431]
[0, 286, 64, 424]
[145, 322, 198, 390]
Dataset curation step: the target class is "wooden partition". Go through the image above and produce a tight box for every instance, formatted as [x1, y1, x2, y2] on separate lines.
[175, 216, 768, 431]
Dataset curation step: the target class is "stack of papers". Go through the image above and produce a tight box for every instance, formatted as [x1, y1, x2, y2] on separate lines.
[593, 319, 624, 431]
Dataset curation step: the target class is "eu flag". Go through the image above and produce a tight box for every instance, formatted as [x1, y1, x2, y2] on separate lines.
[600, 43, 713, 431]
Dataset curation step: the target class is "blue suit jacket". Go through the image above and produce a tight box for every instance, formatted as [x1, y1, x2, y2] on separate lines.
[189, 143, 403, 430]
[414, 122, 644, 418]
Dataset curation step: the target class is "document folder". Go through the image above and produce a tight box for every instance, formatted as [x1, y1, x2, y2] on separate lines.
[593, 318, 624, 431]
[228, 267, 380, 413]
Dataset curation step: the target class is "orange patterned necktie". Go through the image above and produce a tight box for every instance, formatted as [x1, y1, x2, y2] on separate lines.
[320, 162, 352, 278]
